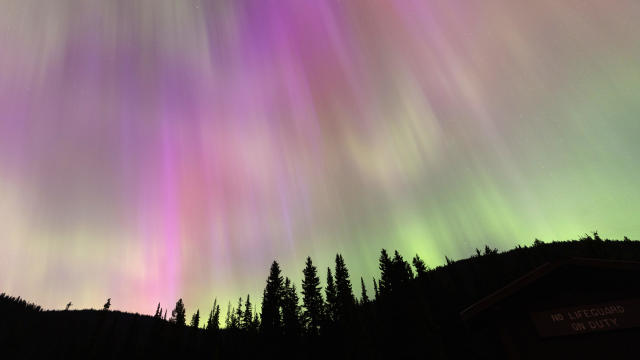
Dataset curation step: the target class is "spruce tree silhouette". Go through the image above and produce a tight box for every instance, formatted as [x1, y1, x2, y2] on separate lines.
[392, 250, 414, 287]
[190, 309, 200, 328]
[103, 298, 111, 311]
[484, 245, 498, 255]
[252, 304, 261, 330]
[360, 277, 369, 304]
[372, 278, 379, 300]
[593, 231, 602, 241]
[65, 301, 72, 311]
[301, 257, 324, 335]
[225, 301, 232, 329]
[242, 295, 253, 331]
[325, 267, 338, 323]
[282, 277, 301, 336]
[445, 255, 453, 265]
[170, 298, 186, 326]
[206, 299, 220, 331]
[154, 303, 162, 318]
[380, 250, 414, 295]
[334, 254, 355, 322]
[260, 260, 284, 334]
[206, 300, 214, 329]
[233, 297, 243, 329]
[378, 249, 393, 295]
[0, 293, 42, 312]
[412, 254, 428, 277]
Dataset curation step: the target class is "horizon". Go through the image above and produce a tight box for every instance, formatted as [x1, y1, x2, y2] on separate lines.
[2, 233, 635, 321]
[1, 0, 639, 318]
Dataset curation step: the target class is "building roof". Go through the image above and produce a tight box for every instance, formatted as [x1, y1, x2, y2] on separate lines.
[459, 257, 640, 321]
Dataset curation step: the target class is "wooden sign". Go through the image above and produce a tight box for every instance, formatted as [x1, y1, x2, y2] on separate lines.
[530, 299, 640, 337]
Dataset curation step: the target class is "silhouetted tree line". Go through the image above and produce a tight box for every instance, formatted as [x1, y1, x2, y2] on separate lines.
[1, 233, 638, 359]
[0, 293, 43, 313]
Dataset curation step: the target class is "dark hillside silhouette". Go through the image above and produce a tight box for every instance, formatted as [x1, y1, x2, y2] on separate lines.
[2, 234, 639, 359]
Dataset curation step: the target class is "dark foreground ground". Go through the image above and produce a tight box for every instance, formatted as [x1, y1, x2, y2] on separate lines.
[2, 235, 639, 359]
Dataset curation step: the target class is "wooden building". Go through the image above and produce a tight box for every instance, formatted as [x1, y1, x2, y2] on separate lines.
[460, 258, 640, 359]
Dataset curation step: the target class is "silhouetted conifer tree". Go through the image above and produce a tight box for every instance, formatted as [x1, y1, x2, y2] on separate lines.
[214, 304, 221, 329]
[392, 251, 414, 285]
[373, 278, 379, 300]
[252, 305, 261, 330]
[261, 261, 284, 334]
[484, 245, 498, 255]
[325, 267, 338, 322]
[281, 277, 301, 336]
[232, 298, 243, 329]
[0, 293, 42, 312]
[163, 309, 167, 320]
[360, 277, 369, 304]
[242, 295, 253, 331]
[171, 299, 186, 326]
[190, 309, 200, 328]
[412, 254, 428, 277]
[301, 257, 324, 335]
[379, 249, 393, 296]
[379, 250, 415, 296]
[206, 299, 219, 331]
[103, 298, 111, 311]
[65, 302, 72, 311]
[334, 254, 355, 321]
[593, 231, 602, 241]
[154, 303, 162, 318]
[225, 301, 232, 329]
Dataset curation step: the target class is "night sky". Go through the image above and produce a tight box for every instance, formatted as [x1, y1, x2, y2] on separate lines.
[1, 0, 639, 316]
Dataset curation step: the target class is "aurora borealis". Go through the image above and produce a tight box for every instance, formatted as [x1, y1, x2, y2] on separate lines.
[1, 0, 639, 316]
